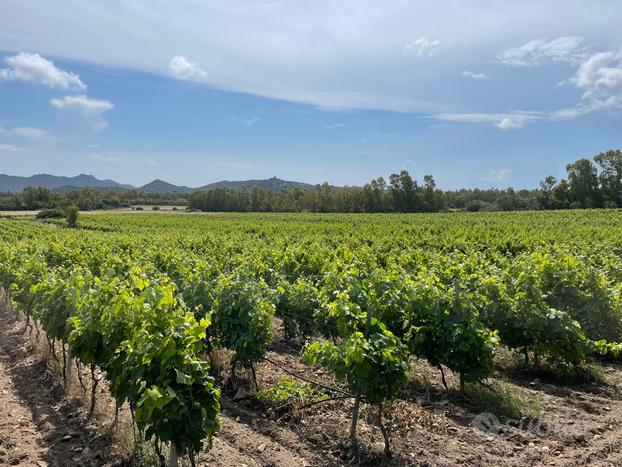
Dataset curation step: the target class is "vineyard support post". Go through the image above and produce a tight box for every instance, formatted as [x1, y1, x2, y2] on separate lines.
[46, 336, 53, 357]
[377, 403, 391, 457]
[61, 343, 67, 384]
[23, 313, 31, 335]
[51, 338, 57, 361]
[64, 344, 72, 391]
[453, 278, 466, 393]
[251, 364, 258, 391]
[438, 364, 448, 390]
[349, 305, 373, 446]
[76, 360, 87, 394]
[88, 363, 99, 419]
[168, 444, 178, 467]
[113, 400, 119, 428]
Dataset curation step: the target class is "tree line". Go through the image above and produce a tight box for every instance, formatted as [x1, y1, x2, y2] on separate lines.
[0, 187, 186, 211]
[187, 150, 622, 213]
[1, 149, 621, 213]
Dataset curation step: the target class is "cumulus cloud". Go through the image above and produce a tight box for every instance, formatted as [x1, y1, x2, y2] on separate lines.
[461, 71, 489, 80]
[485, 169, 512, 182]
[443, 45, 622, 129]
[570, 49, 622, 111]
[0, 52, 86, 91]
[404, 37, 444, 58]
[169, 55, 209, 83]
[50, 94, 114, 131]
[433, 112, 543, 129]
[1, 2, 621, 114]
[497, 36, 586, 67]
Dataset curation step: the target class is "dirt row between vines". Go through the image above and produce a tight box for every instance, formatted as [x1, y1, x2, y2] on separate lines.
[2, 300, 622, 466]
[0, 305, 320, 467]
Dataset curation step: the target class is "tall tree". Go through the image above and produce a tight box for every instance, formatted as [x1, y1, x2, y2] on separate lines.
[566, 158, 602, 208]
[594, 149, 622, 207]
[538, 175, 557, 209]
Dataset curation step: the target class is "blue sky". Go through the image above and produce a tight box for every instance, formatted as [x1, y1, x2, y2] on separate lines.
[0, 1, 621, 189]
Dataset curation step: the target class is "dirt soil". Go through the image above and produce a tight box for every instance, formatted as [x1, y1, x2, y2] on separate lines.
[2, 303, 622, 466]
[0, 310, 113, 466]
[203, 338, 622, 467]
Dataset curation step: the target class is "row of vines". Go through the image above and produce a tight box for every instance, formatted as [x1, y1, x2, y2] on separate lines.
[1, 211, 622, 461]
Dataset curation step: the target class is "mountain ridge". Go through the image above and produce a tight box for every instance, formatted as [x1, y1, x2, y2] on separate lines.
[198, 176, 320, 192]
[0, 173, 332, 194]
[0, 173, 133, 193]
[137, 179, 194, 194]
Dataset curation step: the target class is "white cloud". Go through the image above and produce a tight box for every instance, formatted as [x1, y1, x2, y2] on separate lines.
[13, 127, 47, 140]
[485, 169, 512, 182]
[497, 36, 586, 67]
[461, 71, 489, 80]
[0, 52, 86, 91]
[324, 123, 348, 129]
[433, 112, 543, 129]
[0, 143, 28, 152]
[442, 46, 622, 129]
[404, 37, 444, 58]
[548, 106, 590, 120]
[0, 126, 48, 140]
[50, 94, 114, 131]
[169, 55, 209, 83]
[0, 2, 621, 115]
[232, 117, 260, 126]
[570, 49, 622, 111]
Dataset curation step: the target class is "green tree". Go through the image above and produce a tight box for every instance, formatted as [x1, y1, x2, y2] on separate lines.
[566, 158, 602, 208]
[594, 149, 622, 207]
[66, 206, 79, 228]
[551, 179, 570, 209]
[538, 175, 557, 209]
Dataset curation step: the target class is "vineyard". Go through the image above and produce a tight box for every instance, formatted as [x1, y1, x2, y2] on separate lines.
[1, 210, 622, 466]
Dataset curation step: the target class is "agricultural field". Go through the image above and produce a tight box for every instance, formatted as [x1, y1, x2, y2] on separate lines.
[1, 210, 622, 466]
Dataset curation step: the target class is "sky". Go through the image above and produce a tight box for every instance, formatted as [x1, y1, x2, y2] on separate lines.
[0, 1, 621, 189]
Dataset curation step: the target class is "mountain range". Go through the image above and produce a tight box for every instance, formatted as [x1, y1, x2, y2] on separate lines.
[0, 173, 324, 194]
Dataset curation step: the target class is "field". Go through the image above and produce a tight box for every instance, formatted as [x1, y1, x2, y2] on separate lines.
[1, 210, 622, 466]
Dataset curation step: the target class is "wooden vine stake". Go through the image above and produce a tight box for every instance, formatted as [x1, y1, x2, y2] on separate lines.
[349, 305, 373, 448]
[64, 344, 72, 391]
[88, 363, 99, 419]
[168, 444, 178, 467]
[453, 278, 466, 392]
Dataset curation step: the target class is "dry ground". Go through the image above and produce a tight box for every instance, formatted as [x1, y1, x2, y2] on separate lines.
[1, 304, 622, 466]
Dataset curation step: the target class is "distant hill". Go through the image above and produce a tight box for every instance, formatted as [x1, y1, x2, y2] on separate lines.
[199, 176, 320, 192]
[0, 173, 133, 193]
[138, 179, 193, 194]
[0, 173, 335, 194]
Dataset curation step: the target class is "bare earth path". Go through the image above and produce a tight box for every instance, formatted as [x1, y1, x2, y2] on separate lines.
[3, 295, 622, 466]
[0, 307, 108, 467]
[0, 303, 320, 467]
